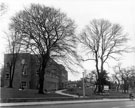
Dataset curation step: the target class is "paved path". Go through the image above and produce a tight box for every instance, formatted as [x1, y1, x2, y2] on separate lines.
[55, 89, 79, 98]
[0, 98, 131, 107]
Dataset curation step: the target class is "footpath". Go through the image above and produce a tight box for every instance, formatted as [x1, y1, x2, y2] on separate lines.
[55, 89, 79, 98]
[0, 90, 131, 107]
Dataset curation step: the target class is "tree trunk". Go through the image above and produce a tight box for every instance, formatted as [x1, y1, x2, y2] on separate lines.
[8, 55, 17, 88]
[94, 84, 98, 93]
[38, 73, 45, 94]
[10, 61, 16, 88]
[8, 65, 12, 88]
[9, 80, 13, 88]
[117, 83, 120, 91]
[38, 62, 46, 94]
[99, 57, 104, 93]
[98, 78, 102, 93]
[38, 53, 49, 94]
[95, 51, 101, 93]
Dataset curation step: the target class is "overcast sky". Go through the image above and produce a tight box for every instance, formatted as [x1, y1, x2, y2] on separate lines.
[0, 0, 135, 80]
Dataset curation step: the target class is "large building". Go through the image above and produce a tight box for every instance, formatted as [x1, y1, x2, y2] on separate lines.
[2, 53, 68, 91]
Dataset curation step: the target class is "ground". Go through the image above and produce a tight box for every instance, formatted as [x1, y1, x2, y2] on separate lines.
[0, 87, 71, 103]
[64, 87, 134, 98]
[0, 87, 69, 98]
[0, 87, 134, 103]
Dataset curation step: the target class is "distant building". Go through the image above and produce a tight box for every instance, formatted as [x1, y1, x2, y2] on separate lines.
[2, 53, 68, 91]
[67, 81, 77, 88]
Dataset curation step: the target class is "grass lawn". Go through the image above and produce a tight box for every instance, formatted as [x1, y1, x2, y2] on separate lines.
[0, 87, 134, 103]
[64, 87, 133, 98]
[65, 88, 94, 96]
[0, 87, 70, 99]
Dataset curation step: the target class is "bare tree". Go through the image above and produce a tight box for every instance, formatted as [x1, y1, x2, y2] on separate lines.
[129, 66, 135, 89]
[120, 67, 135, 93]
[113, 64, 135, 93]
[10, 4, 78, 94]
[0, 3, 7, 16]
[86, 70, 97, 84]
[78, 19, 128, 93]
[5, 31, 22, 88]
[112, 64, 122, 91]
[85, 70, 98, 92]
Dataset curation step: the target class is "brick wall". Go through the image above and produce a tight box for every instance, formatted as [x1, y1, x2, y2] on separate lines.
[3, 53, 68, 90]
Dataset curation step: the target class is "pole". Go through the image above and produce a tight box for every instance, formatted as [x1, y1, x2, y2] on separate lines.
[83, 71, 85, 98]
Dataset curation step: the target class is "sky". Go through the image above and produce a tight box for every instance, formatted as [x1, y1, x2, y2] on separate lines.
[0, 0, 135, 80]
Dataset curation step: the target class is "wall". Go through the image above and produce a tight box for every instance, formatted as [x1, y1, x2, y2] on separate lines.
[3, 53, 68, 90]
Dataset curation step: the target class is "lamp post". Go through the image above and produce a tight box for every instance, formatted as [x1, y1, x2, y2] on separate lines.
[82, 71, 86, 98]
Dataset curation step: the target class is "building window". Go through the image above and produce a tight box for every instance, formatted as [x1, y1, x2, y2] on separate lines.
[5, 74, 9, 79]
[36, 60, 40, 66]
[22, 68, 27, 75]
[21, 81, 27, 87]
[36, 70, 39, 76]
[6, 62, 10, 68]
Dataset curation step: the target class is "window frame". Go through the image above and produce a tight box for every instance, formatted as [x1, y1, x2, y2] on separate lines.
[21, 81, 27, 87]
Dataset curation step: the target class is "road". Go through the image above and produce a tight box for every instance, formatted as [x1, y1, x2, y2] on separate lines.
[1, 101, 135, 108]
